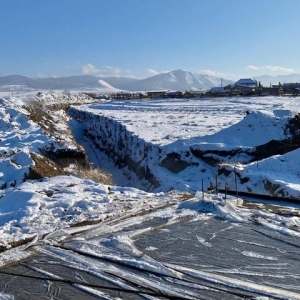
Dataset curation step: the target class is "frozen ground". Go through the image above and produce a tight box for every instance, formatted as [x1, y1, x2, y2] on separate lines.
[0, 93, 300, 298]
[79, 96, 298, 145]
[71, 96, 300, 197]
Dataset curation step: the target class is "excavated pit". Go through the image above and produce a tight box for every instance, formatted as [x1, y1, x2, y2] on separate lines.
[66, 106, 300, 198]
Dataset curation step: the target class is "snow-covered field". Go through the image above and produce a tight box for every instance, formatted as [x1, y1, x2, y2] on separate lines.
[1, 93, 300, 299]
[77, 97, 297, 145]
[69, 96, 300, 197]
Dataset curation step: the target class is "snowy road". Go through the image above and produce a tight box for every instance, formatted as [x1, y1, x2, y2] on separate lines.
[1, 195, 300, 300]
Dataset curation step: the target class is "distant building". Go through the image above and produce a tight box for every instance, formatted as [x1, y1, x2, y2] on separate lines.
[281, 83, 300, 96]
[186, 90, 209, 97]
[166, 91, 183, 98]
[211, 87, 225, 93]
[227, 78, 258, 96]
[232, 78, 257, 88]
[223, 84, 232, 93]
[272, 82, 300, 96]
[282, 82, 300, 89]
[231, 85, 256, 95]
[147, 90, 169, 98]
[258, 86, 283, 96]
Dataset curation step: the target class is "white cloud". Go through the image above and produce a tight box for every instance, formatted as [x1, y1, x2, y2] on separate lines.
[146, 69, 169, 76]
[103, 66, 122, 76]
[147, 68, 160, 76]
[81, 63, 135, 78]
[201, 69, 238, 80]
[246, 65, 259, 71]
[246, 65, 294, 73]
[81, 63, 102, 76]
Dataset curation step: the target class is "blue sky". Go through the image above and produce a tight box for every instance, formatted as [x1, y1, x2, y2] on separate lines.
[1, 0, 299, 79]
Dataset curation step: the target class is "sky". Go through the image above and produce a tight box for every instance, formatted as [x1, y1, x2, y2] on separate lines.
[1, 0, 300, 80]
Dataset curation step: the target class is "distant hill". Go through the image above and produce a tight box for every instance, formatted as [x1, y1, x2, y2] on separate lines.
[0, 71, 233, 92]
[0, 75, 137, 91]
[255, 73, 300, 87]
[0, 75, 32, 86]
[118, 69, 233, 91]
[3, 71, 300, 92]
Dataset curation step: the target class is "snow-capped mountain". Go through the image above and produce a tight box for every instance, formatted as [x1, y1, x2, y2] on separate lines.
[119, 69, 233, 91]
[3, 71, 300, 93]
[255, 73, 300, 87]
[0, 75, 137, 91]
[0, 70, 233, 92]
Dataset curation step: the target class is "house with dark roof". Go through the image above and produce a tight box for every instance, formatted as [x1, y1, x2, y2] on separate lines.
[230, 78, 258, 95]
[232, 78, 258, 88]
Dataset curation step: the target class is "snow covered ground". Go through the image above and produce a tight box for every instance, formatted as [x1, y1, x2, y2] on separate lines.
[69, 96, 300, 197]
[0, 94, 190, 250]
[76, 96, 298, 145]
[1, 93, 300, 298]
[1, 93, 300, 246]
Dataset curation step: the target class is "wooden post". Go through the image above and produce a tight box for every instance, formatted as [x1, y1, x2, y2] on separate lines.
[234, 167, 238, 198]
[202, 178, 204, 200]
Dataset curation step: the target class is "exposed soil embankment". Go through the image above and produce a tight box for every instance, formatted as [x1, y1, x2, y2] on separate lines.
[40, 148, 87, 168]
[160, 152, 199, 173]
[19, 98, 113, 186]
[190, 147, 254, 166]
[253, 113, 300, 159]
[215, 114, 300, 200]
[26, 152, 68, 180]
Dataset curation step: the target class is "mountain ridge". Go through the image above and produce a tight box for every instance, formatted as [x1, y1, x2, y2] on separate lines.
[1, 70, 300, 92]
[0, 70, 233, 92]
[255, 73, 300, 86]
[116, 69, 233, 91]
